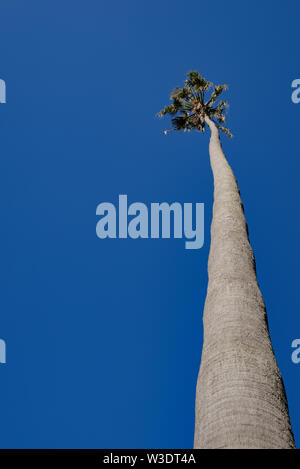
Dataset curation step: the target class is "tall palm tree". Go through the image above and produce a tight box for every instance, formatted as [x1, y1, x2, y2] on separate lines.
[158, 71, 295, 449]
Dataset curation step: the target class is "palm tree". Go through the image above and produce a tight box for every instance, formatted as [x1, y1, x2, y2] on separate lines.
[158, 71, 295, 449]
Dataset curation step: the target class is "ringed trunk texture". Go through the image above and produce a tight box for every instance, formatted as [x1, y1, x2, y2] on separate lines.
[194, 116, 295, 449]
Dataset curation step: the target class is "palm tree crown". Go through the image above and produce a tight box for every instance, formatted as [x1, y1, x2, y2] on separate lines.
[158, 70, 232, 137]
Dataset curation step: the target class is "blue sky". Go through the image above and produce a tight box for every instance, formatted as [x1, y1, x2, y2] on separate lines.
[0, 0, 299, 448]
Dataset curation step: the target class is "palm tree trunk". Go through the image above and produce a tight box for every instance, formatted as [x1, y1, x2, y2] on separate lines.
[194, 116, 295, 449]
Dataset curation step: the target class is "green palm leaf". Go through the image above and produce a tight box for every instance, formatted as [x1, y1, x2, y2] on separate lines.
[158, 71, 232, 138]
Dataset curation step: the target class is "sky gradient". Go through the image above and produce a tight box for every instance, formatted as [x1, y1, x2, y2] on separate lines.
[0, 0, 299, 448]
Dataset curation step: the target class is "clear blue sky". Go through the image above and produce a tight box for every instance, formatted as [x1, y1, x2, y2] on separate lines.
[0, 0, 299, 448]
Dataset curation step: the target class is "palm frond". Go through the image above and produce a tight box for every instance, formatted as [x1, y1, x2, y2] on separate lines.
[205, 85, 227, 107]
[216, 124, 233, 138]
[157, 99, 184, 117]
[186, 71, 212, 93]
[171, 115, 189, 131]
[158, 71, 232, 138]
[170, 87, 192, 101]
